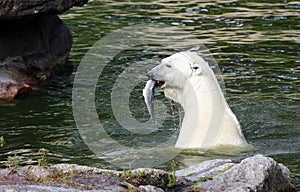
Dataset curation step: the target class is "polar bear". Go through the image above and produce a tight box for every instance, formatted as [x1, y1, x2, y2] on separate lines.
[147, 51, 248, 148]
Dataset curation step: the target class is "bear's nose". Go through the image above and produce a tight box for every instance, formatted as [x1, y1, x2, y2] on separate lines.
[147, 71, 154, 79]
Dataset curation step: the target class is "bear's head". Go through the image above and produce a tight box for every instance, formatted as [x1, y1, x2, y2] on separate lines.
[147, 51, 203, 104]
[147, 51, 202, 90]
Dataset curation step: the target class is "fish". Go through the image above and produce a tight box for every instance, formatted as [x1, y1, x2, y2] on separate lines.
[143, 80, 156, 121]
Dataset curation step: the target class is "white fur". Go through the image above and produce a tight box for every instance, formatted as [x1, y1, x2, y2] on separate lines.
[148, 51, 248, 148]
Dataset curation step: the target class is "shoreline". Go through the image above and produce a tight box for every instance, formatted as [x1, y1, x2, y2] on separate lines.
[0, 154, 295, 192]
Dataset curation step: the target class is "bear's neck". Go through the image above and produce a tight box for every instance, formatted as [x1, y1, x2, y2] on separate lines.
[175, 75, 245, 148]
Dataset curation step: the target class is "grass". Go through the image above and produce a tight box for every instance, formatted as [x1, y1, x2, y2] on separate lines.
[5, 151, 21, 168]
[167, 160, 178, 187]
[38, 148, 49, 166]
[0, 136, 4, 147]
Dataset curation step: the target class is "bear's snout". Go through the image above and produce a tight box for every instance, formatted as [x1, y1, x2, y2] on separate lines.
[147, 68, 166, 88]
[147, 65, 162, 80]
[147, 71, 154, 79]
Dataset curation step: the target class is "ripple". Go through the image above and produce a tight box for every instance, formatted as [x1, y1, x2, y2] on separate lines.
[1, 0, 299, 188]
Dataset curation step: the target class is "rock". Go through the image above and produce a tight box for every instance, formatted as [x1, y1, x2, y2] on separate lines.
[195, 154, 295, 192]
[53, 165, 171, 189]
[0, 15, 72, 99]
[68, 173, 129, 192]
[0, 0, 88, 99]
[0, 0, 88, 19]
[24, 166, 56, 180]
[0, 68, 35, 99]
[52, 163, 122, 176]
[0, 155, 295, 191]
[176, 159, 235, 182]
[126, 168, 170, 187]
[0, 185, 85, 192]
[0, 165, 129, 191]
[138, 185, 165, 192]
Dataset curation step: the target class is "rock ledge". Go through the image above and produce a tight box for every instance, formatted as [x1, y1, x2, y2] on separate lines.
[0, 154, 295, 192]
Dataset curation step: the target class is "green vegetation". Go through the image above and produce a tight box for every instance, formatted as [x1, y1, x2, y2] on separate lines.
[167, 160, 178, 187]
[216, 166, 232, 175]
[0, 136, 4, 147]
[186, 172, 196, 177]
[189, 185, 207, 192]
[122, 169, 133, 181]
[38, 148, 49, 166]
[5, 151, 21, 168]
[119, 168, 175, 190]
[193, 166, 233, 186]
[195, 175, 213, 183]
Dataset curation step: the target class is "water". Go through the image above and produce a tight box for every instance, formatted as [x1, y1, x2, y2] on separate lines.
[1, 0, 299, 188]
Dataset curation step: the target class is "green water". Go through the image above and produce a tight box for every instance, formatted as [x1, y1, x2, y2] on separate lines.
[0, 0, 299, 188]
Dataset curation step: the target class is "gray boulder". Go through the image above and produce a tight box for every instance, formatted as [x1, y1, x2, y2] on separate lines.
[176, 159, 235, 182]
[138, 185, 165, 192]
[194, 154, 295, 192]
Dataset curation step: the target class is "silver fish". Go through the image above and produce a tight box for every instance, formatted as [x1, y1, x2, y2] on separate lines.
[143, 80, 156, 121]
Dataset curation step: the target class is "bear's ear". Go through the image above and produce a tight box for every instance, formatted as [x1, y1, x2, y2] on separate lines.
[191, 63, 202, 76]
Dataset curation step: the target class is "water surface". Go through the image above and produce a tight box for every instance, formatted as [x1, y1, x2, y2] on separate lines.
[0, 0, 299, 188]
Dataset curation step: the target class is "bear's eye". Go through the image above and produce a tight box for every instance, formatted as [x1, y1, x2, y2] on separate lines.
[192, 66, 199, 70]
[166, 64, 172, 68]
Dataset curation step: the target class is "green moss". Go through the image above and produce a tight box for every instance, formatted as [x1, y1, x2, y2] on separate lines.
[186, 172, 196, 177]
[189, 185, 207, 192]
[195, 175, 213, 184]
[216, 166, 232, 175]
[194, 166, 233, 185]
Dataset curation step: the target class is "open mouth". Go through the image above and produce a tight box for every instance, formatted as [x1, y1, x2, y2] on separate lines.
[154, 80, 166, 88]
